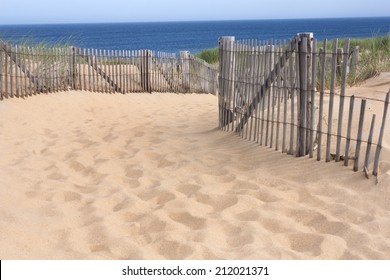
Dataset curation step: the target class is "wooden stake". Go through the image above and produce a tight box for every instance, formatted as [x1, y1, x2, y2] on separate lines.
[373, 91, 390, 176]
[354, 99, 366, 172]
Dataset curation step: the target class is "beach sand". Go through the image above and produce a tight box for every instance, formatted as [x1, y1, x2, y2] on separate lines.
[0, 74, 389, 260]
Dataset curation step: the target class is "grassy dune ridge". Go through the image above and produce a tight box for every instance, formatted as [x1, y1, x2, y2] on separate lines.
[195, 34, 390, 85]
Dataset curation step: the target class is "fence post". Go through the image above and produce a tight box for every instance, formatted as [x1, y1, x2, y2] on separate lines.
[0, 45, 3, 100]
[218, 36, 235, 129]
[68, 46, 76, 90]
[373, 90, 390, 176]
[297, 32, 313, 156]
[349, 46, 359, 81]
[179, 51, 190, 92]
[140, 50, 151, 93]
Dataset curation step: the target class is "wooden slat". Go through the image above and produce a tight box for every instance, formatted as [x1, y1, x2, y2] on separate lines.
[10, 45, 13, 97]
[295, 38, 300, 157]
[255, 42, 264, 143]
[4, 45, 8, 98]
[244, 41, 252, 139]
[103, 50, 107, 93]
[0, 45, 3, 100]
[260, 43, 267, 145]
[15, 45, 20, 97]
[50, 47, 54, 93]
[353, 99, 366, 172]
[253, 42, 260, 142]
[265, 43, 272, 146]
[373, 91, 390, 176]
[87, 48, 92, 91]
[364, 114, 376, 171]
[249, 41, 256, 141]
[119, 50, 123, 93]
[77, 48, 82, 91]
[82, 48, 87, 91]
[298, 36, 308, 156]
[335, 39, 351, 161]
[275, 42, 282, 151]
[288, 40, 295, 154]
[270, 43, 277, 148]
[344, 96, 355, 166]
[309, 39, 317, 158]
[28, 47, 33, 95]
[125, 50, 129, 93]
[326, 39, 338, 162]
[98, 49, 103, 92]
[282, 41, 288, 153]
[43, 47, 47, 94]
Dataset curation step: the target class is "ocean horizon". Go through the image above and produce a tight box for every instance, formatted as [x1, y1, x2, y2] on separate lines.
[1, 17, 390, 54]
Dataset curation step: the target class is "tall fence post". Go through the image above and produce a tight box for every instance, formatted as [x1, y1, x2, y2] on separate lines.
[140, 50, 151, 93]
[68, 46, 74, 90]
[179, 51, 190, 92]
[218, 36, 235, 129]
[297, 32, 313, 156]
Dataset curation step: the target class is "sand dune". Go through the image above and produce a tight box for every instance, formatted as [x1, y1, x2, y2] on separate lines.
[0, 75, 389, 259]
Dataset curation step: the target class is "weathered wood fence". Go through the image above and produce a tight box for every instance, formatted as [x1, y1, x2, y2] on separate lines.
[0, 41, 218, 99]
[218, 34, 389, 178]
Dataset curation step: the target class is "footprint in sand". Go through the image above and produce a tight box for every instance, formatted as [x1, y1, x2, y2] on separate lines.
[138, 215, 167, 234]
[102, 133, 118, 142]
[254, 189, 281, 203]
[285, 233, 324, 257]
[51, 191, 82, 203]
[177, 184, 202, 198]
[156, 239, 194, 259]
[235, 209, 259, 221]
[125, 167, 143, 179]
[138, 189, 176, 208]
[47, 172, 68, 181]
[195, 193, 238, 212]
[168, 212, 206, 230]
[226, 232, 255, 248]
[261, 217, 291, 234]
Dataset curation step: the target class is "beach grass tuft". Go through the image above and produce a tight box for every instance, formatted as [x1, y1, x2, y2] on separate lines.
[195, 47, 219, 65]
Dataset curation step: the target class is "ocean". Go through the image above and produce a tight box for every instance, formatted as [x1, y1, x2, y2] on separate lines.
[0, 17, 389, 54]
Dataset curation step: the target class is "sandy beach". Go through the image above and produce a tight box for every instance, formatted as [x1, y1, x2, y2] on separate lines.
[0, 74, 389, 260]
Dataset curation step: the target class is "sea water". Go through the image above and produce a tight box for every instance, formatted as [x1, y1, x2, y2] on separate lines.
[0, 17, 389, 54]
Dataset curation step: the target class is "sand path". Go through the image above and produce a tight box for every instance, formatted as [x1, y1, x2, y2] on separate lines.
[0, 78, 389, 259]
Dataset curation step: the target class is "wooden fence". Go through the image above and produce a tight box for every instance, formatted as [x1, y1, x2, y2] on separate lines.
[218, 34, 389, 178]
[0, 41, 218, 99]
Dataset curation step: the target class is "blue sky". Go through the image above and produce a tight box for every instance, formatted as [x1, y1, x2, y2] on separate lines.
[1, 0, 390, 25]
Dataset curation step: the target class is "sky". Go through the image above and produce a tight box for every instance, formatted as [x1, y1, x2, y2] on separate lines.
[1, 0, 390, 25]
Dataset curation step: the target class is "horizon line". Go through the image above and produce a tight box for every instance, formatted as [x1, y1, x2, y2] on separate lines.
[1, 15, 389, 26]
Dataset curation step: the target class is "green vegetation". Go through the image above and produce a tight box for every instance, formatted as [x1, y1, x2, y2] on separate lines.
[195, 47, 219, 65]
[349, 34, 390, 84]
[194, 35, 390, 86]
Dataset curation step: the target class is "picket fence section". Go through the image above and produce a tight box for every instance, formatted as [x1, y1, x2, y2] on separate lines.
[218, 34, 389, 178]
[0, 41, 218, 99]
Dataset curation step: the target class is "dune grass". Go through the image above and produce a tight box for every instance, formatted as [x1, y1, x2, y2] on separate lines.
[195, 47, 219, 65]
[196, 34, 390, 85]
[349, 34, 390, 84]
